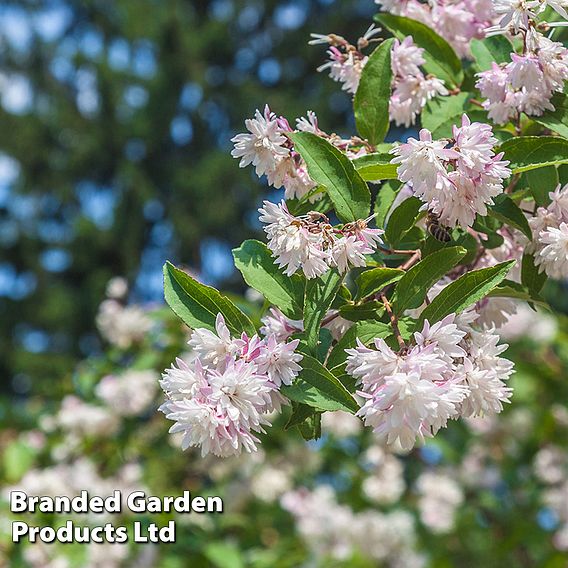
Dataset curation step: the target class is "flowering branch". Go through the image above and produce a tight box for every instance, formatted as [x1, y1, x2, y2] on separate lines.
[157, 0, 567, 458]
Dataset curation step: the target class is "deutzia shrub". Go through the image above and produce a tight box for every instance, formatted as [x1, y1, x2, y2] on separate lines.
[159, 0, 568, 457]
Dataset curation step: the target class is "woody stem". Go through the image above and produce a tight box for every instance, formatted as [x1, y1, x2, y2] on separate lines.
[380, 293, 405, 351]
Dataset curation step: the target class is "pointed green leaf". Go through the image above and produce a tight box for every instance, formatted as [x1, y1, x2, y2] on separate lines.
[355, 267, 404, 300]
[470, 36, 514, 71]
[339, 300, 385, 322]
[533, 93, 568, 140]
[282, 354, 359, 413]
[375, 13, 463, 86]
[385, 196, 423, 245]
[233, 240, 304, 319]
[422, 92, 485, 138]
[489, 194, 532, 240]
[354, 38, 395, 144]
[286, 191, 333, 217]
[419, 260, 515, 324]
[353, 153, 398, 181]
[285, 402, 318, 430]
[526, 166, 558, 207]
[290, 132, 371, 222]
[374, 179, 401, 228]
[392, 246, 467, 314]
[163, 261, 255, 336]
[327, 321, 392, 369]
[521, 253, 547, 296]
[297, 411, 322, 440]
[488, 280, 548, 308]
[304, 270, 343, 352]
[499, 136, 568, 174]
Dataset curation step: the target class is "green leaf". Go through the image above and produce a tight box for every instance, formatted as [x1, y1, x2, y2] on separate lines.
[453, 232, 480, 265]
[422, 92, 473, 138]
[285, 402, 316, 430]
[533, 92, 568, 139]
[473, 217, 505, 250]
[488, 281, 547, 308]
[317, 327, 334, 362]
[3, 441, 36, 483]
[521, 253, 547, 296]
[354, 38, 395, 144]
[374, 179, 401, 228]
[385, 196, 423, 245]
[297, 411, 322, 441]
[526, 166, 558, 207]
[419, 260, 515, 324]
[353, 153, 398, 181]
[303, 270, 342, 352]
[290, 132, 371, 222]
[375, 13, 463, 86]
[355, 267, 404, 300]
[282, 354, 359, 413]
[392, 246, 467, 314]
[499, 136, 568, 174]
[233, 240, 304, 319]
[339, 300, 385, 322]
[327, 321, 392, 369]
[204, 543, 244, 568]
[489, 194, 532, 240]
[163, 261, 255, 337]
[287, 192, 333, 216]
[470, 36, 514, 71]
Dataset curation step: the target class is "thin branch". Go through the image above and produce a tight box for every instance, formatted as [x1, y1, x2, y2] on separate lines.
[379, 245, 419, 255]
[321, 310, 340, 327]
[401, 250, 421, 271]
[380, 293, 406, 351]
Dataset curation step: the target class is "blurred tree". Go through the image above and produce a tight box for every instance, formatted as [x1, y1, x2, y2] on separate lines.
[0, 0, 374, 393]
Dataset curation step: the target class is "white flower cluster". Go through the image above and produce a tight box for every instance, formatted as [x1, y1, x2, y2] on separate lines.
[5, 459, 143, 568]
[40, 370, 160, 460]
[535, 445, 568, 551]
[259, 200, 383, 279]
[311, 30, 447, 127]
[416, 471, 464, 534]
[391, 115, 511, 227]
[490, 0, 568, 35]
[159, 314, 302, 457]
[282, 485, 425, 567]
[529, 184, 568, 279]
[47, 395, 120, 440]
[96, 298, 153, 349]
[346, 312, 514, 451]
[95, 369, 159, 417]
[390, 36, 448, 127]
[309, 25, 383, 94]
[362, 445, 406, 505]
[231, 105, 318, 200]
[4, 458, 144, 519]
[376, 0, 496, 58]
[322, 409, 363, 437]
[476, 32, 568, 123]
[23, 541, 130, 568]
[250, 465, 292, 503]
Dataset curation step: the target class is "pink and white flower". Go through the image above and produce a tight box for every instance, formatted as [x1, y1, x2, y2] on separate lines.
[159, 315, 303, 457]
[346, 313, 513, 451]
[391, 116, 510, 228]
[530, 184, 568, 279]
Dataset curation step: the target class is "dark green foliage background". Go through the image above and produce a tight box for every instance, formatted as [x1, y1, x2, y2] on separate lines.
[0, 0, 371, 393]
